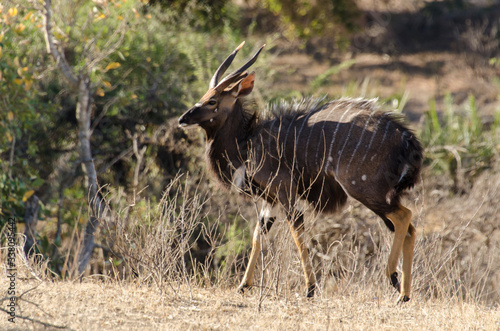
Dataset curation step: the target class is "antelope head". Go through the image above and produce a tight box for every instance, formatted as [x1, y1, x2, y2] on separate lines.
[178, 42, 265, 129]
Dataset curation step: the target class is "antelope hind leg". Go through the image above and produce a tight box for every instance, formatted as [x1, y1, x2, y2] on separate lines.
[385, 203, 415, 302]
[400, 223, 416, 302]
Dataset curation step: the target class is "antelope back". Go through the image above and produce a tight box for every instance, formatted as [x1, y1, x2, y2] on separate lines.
[248, 98, 422, 215]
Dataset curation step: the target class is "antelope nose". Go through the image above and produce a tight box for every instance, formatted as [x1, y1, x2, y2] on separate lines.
[179, 109, 191, 127]
[178, 117, 187, 127]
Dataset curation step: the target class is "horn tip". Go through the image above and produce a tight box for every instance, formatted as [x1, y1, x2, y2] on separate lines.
[236, 41, 245, 51]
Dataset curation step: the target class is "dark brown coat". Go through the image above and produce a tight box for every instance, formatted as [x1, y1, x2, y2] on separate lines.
[179, 43, 422, 301]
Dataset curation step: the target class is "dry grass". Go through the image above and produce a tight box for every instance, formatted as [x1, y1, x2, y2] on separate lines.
[0, 277, 498, 330]
[2, 166, 500, 329]
[0, 178, 500, 330]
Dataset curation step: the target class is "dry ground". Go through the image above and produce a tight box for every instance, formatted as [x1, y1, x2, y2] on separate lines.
[270, 49, 500, 122]
[1, 279, 499, 330]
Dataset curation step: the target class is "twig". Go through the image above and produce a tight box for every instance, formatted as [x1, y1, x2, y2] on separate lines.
[1, 284, 68, 329]
[93, 243, 124, 260]
[97, 146, 133, 175]
[0, 306, 69, 329]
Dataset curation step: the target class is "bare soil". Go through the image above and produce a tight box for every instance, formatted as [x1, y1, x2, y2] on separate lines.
[271, 49, 500, 122]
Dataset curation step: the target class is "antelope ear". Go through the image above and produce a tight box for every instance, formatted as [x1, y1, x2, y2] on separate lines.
[232, 72, 255, 98]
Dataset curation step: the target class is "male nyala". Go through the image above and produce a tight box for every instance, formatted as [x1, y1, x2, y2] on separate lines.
[179, 42, 423, 302]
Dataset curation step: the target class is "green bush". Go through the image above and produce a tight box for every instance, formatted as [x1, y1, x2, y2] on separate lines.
[261, 0, 361, 40]
[420, 93, 499, 192]
[0, 0, 252, 275]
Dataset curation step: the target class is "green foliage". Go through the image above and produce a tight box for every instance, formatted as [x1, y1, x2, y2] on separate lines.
[0, 0, 251, 275]
[0, 4, 56, 232]
[420, 93, 499, 191]
[0, 174, 32, 223]
[489, 57, 500, 68]
[260, 0, 360, 40]
[215, 214, 250, 270]
[149, 0, 237, 32]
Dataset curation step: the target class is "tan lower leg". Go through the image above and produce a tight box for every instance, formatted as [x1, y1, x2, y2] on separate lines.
[385, 204, 413, 300]
[401, 223, 415, 298]
[238, 223, 261, 290]
[288, 222, 315, 296]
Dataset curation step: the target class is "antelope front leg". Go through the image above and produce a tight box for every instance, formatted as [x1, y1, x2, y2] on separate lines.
[287, 211, 316, 297]
[237, 205, 276, 294]
[385, 203, 414, 302]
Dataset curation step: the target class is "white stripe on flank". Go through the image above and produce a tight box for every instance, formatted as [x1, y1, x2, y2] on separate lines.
[312, 102, 348, 169]
[368, 119, 392, 162]
[379, 120, 393, 146]
[360, 112, 391, 165]
[401, 131, 408, 146]
[345, 107, 376, 174]
[306, 103, 342, 169]
[294, 111, 315, 170]
[333, 106, 367, 176]
[283, 114, 299, 163]
[268, 119, 277, 155]
[304, 122, 317, 169]
[323, 103, 355, 172]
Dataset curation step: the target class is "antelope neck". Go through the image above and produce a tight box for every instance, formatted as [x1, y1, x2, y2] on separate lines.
[205, 103, 247, 187]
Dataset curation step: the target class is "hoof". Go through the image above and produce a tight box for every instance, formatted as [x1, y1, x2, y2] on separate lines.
[306, 284, 315, 298]
[397, 295, 410, 303]
[237, 284, 250, 294]
[390, 272, 401, 292]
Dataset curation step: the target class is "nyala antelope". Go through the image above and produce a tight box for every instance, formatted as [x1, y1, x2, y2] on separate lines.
[178, 42, 423, 302]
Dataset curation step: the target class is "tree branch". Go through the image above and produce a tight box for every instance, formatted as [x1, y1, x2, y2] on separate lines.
[42, 0, 79, 89]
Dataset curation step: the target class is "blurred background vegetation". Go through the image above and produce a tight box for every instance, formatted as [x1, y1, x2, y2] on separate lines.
[1, 0, 499, 303]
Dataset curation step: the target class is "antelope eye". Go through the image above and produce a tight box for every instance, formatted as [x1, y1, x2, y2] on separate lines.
[208, 100, 217, 106]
